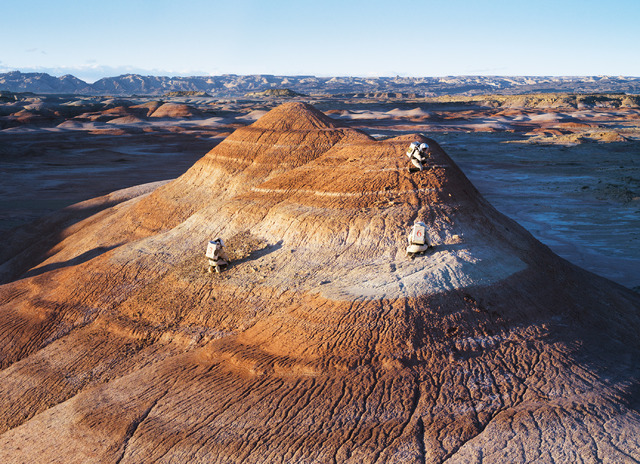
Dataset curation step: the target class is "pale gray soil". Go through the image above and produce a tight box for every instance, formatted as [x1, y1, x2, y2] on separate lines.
[441, 133, 640, 291]
[0, 132, 216, 231]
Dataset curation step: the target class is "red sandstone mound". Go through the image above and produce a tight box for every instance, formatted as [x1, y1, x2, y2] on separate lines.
[107, 115, 146, 125]
[0, 103, 638, 463]
[149, 102, 202, 118]
[130, 100, 164, 117]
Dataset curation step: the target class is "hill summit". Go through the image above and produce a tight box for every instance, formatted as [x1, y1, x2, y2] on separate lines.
[0, 102, 638, 463]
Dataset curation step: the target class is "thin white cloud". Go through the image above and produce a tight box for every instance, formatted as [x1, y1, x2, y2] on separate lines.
[24, 48, 47, 55]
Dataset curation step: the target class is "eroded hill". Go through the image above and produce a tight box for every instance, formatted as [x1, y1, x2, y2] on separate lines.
[0, 103, 638, 463]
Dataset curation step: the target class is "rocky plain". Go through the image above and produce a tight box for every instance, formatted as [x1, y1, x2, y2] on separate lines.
[0, 82, 639, 462]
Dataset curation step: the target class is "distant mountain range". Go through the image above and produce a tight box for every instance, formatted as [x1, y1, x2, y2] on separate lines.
[1, 71, 639, 97]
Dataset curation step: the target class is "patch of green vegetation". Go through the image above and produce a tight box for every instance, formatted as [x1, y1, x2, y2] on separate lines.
[245, 88, 305, 98]
[163, 91, 210, 97]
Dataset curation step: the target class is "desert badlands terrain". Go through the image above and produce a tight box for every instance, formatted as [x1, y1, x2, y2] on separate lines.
[1, 90, 639, 289]
[0, 96, 639, 462]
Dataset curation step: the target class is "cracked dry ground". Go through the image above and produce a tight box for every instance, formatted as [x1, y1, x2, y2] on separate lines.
[0, 103, 639, 463]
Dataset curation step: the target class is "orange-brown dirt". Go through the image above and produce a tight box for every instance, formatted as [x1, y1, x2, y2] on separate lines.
[0, 102, 639, 463]
[150, 102, 203, 119]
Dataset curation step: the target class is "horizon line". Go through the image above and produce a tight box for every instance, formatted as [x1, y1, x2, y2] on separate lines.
[2, 70, 640, 82]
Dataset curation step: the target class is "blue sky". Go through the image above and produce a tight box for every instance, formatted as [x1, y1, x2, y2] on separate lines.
[1, 0, 638, 82]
